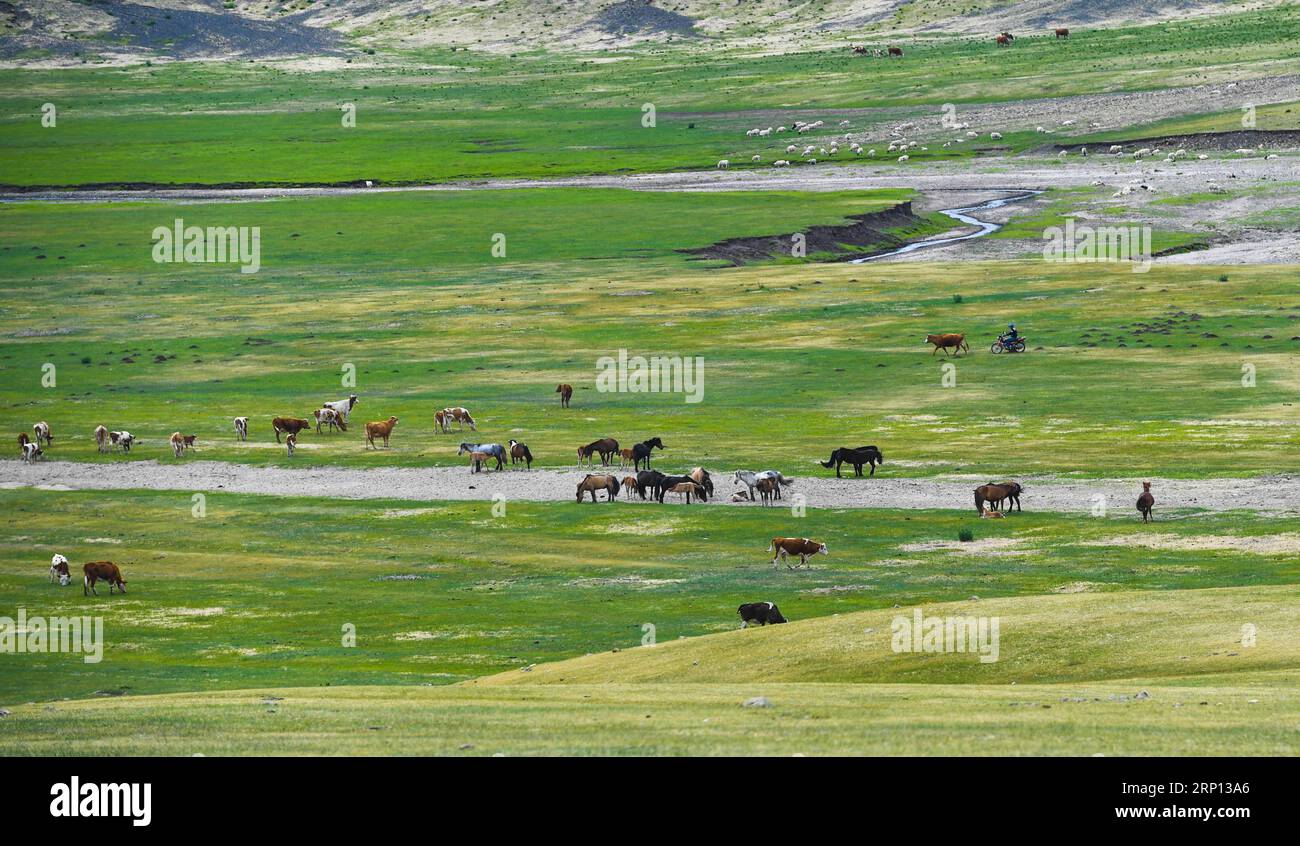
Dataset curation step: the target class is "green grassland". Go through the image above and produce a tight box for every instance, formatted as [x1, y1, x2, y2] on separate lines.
[2, 6, 1297, 186]
[1, 484, 1298, 754]
[1, 188, 1295, 476]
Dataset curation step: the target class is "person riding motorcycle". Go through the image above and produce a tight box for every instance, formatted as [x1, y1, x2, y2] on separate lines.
[1003, 323, 1020, 345]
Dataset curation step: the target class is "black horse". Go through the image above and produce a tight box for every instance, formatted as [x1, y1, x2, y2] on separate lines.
[635, 470, 666, 501]
[820, 446, 884, 478]
[632, 437, 665, 471]
[654, 474, 708, 503]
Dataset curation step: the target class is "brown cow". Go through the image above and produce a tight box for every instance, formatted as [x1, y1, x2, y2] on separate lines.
[272, 417, 311, 443]
[83, 561, 126, 596]
[888, 46, 903, 57]
[576, 474, 620, 503]
[94, 425, 110, 453]
[768, 537, 828, 569]
[1055, 27, 1070, 38]
[365, 416, 399, 449]
[975, 481, 1022, 514]
[1137, 482, 1155, 522]
[926, 333, 969, 356]
[169, 432, 186, 458]
[578, 438, 619, 467]
[556, 383, 573, 408]
[995, 34, 1011, 46]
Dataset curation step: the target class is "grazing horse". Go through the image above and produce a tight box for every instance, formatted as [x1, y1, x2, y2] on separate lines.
[1055, 27, 1069, 38]
[578, 438, 619, 467]
[631, 437, 665, 471]
[975, 481, 1022, 514]
[995, 34, 1011, 46]
[556, 383, 573, 408]
[458, 442, 505, 470]
[821, 446, 883, 477]
[508, 439, 533, 469]
[733, 470, 793, 501]
[576, 474, 620, 503]
[926, 333, 969, 356]
[1137, 482, 1155, 522]
[636, 470, 666, 501]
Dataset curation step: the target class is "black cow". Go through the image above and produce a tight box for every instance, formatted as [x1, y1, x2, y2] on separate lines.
[738, 602, 787, 627]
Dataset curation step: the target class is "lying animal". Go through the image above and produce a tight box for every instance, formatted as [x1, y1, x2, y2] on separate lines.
[738, 601, 787, 627]
[980, 508, 1004, 519]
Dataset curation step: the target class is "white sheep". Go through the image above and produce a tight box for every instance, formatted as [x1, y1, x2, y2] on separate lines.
[717, 159, 729, 169]
[990, 131, 1003, 140]
[897, 154, 909, 162]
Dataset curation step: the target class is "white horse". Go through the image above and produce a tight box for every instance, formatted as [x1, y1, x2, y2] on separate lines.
[733, 470, 794, 500]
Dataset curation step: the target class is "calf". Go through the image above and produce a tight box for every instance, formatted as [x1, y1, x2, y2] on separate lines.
[272, 417, 311, 443]
[50, 554, 71, 586]
[738, 601, 787, 627]
[314, 407, 346, 433]
[285, 433, 297, 457]
[233, 416, 249, 441]
[169, 432, 196, 457]
[365, 416, 399, 449]
[32, 421, 52, 447]
[110, 431, 136, 452]
[21, 441, 43, 462]
[768, 537, 828, 569]
[94, 425, 110, 453]
[83, 561, 127, 596]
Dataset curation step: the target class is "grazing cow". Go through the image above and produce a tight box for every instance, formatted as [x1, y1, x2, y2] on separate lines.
[233, 416, 249, 441]
[458, 442, 506, 470]
[94, 425, 109, 453]
[975, 481, 1022, 514]
[578, 438, 619, 468]
[1137, 481, 1155, 523]
[285, 432, 297, 457]
[314, 407, 346, 433]
[21, 441, 42, 462]
[83, 561, 126, 596]
[109, 431, 136, 452]
[756, 477, 778, 506]
[50, 554, 71, 586]
[888, 46, 903, 57]
[508, 439, 533, 469]
[169, 432, 186, 458]
[32, 421, 52, 447]
[272, 417, 311, 443]
[636, 470, 666, 501]
[821, 446, 884, 477]
[733, 469, 793, 501]
[631, 437, 665, 471]
[434, 409, 450, 433]
[738, 601, 787, 627]
[556, 383, 573, 408]
[365, 416, 399, 449]
[441, 407, 476, 432]
[324, 395, 358, 424]
[621, 476, 639, 499]
[926, 333, 969, 356]
[667, 481, 706, 503]
[576, 474, 620, 503]
[1055, 27, 1069, 38]
[768, 537, 828, 569]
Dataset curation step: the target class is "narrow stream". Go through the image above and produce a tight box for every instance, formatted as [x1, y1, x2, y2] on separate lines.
[851, 190, 1043, 262]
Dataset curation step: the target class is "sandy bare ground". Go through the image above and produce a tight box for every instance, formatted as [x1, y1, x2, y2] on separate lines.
[3, 460, 1297, 515]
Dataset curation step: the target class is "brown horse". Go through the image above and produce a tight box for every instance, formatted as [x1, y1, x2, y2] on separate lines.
[888, 46, 903, 57]
[576, 474, 620, 503]
[926, 333, 969, 356]
[975, 481, 1022, 514]
[508, 439, 533, 469]
[1137, 482, 1155, 522]
[621, 476, 639, 499]
[1055, 27, 1070, 38]
[995, 34, 1011, 46]
[578, 437, 619, 467]
[556, 383, 573, 408]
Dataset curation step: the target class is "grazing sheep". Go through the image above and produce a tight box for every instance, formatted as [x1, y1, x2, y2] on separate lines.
[897, 154, 909, 162]
[717, 159, 729, 169]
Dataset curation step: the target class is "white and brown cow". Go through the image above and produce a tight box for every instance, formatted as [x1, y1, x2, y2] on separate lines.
[323, 395, 358, 424]
[314, 407, 346, 433]
[32, 421, 52, 447]
[768, 537, 828, 569]
[233, 416, 249, 441]
[110, 431, 136, 452]
[50, 554, 71, 586]
[21, 441, 43, 462]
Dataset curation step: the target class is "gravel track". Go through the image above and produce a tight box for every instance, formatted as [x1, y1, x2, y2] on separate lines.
[3, 460, 1297, 515]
